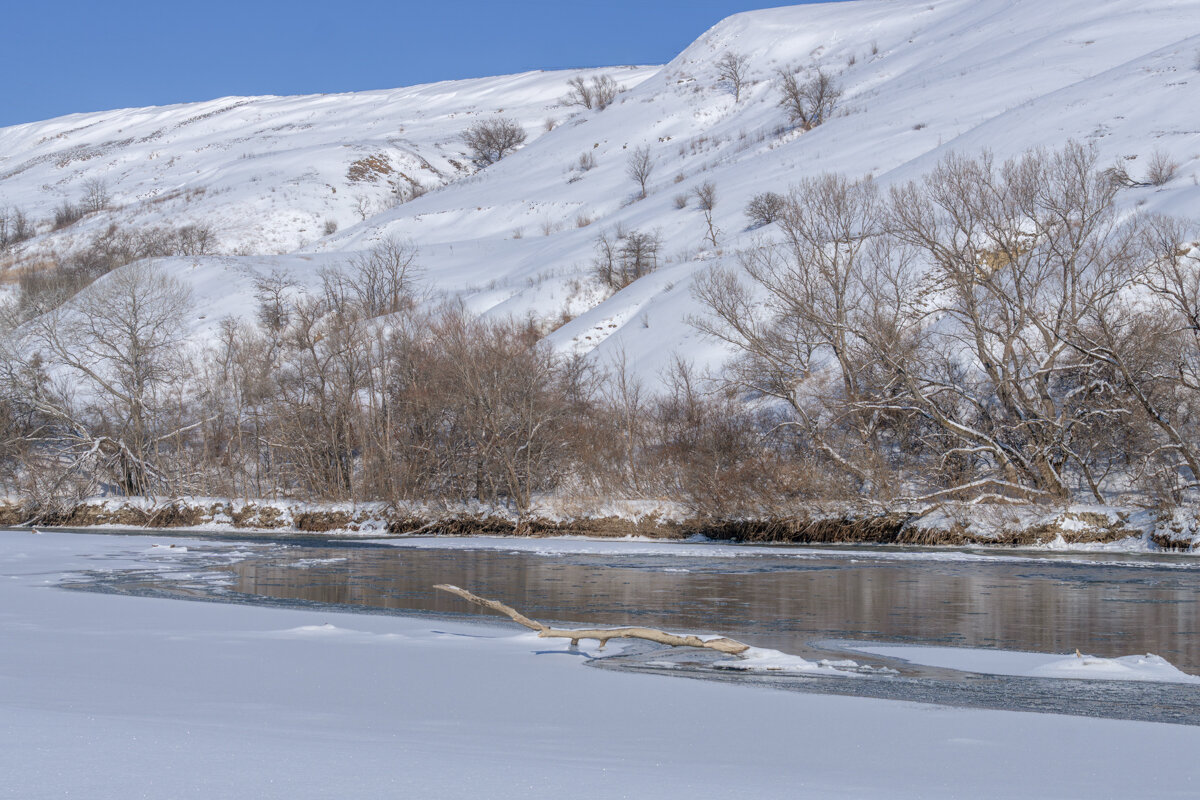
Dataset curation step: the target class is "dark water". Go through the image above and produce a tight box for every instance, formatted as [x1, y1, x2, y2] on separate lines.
[228, 543, 1200, 672]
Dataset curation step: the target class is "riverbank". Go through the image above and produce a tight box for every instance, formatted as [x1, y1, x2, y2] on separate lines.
[5, 495, 1200, 551]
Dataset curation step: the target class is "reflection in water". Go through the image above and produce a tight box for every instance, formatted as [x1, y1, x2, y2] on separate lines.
[232, 547, 1200, 671]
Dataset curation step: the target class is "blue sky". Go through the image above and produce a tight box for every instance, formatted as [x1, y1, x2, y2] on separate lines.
[1, 0, 837, 127]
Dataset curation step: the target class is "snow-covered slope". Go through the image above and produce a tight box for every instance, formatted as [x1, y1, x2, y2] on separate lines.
[0, 66, 655, 255]
[3, 0, 1200, 383]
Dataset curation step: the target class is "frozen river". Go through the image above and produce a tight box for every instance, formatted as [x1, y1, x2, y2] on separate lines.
[68, 531, 1200, 724]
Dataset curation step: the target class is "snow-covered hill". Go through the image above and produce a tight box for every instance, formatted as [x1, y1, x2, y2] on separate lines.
[0, 66, 655, 255]
[3, 0, 1199, 384]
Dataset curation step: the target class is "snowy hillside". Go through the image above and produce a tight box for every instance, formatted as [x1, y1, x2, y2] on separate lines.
[3, 0, 1200, 383]
[0, 66, 655, 255]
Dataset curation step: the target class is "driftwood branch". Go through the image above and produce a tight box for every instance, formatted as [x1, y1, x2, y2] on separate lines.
[434, 584, 751, 655]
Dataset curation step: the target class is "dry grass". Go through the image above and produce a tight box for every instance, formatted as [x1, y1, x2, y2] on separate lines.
[347, 153, 394, 183]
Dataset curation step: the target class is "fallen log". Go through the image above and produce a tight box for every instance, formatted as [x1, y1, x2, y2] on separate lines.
[434, 583, 751, 655]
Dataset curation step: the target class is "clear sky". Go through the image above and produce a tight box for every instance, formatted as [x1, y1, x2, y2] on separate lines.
[1, 0, 839, 128]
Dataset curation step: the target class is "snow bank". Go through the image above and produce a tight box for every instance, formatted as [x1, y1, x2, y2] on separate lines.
[853, 644, 1200, 685]
[712, 646, 895, 677]
[1028, 653, 1200, 684]
[15, 494, 1200, 552]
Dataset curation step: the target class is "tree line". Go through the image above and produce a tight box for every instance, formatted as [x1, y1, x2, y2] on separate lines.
[0, 141, 1197, 522]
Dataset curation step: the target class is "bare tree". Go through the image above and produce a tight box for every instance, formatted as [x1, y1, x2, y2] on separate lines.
[82, 178, 111, 213]
[693, 173, 911, 494]
[30, 261, 195, 495]
[176, 224, 217, 256]
[431, 310, 581, 527]
[1070, 216, 1200, 499]
[716, 51, 750, 102]
[592, 230, 620, 289]
[627, 145, 655, 200]
[594, 229, 661, 289]
[563, 76, 595, 109]
[592, 75, 619, 110]
[885, 143, 1142, 502]
[339, 237, 423, 317]
[352, 194, 373, 221]
[777, 65, 841, 131]
[463, 117, 528, 166]
[695, 181, 719, 246]
[618, 230, 662, 284]
[602, 349, 647, 494]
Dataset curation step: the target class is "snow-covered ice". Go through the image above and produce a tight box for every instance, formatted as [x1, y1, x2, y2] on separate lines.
[854, 643, 1200, 685]
[711, 646, 893, 676]
[1, 529, 1198, 798]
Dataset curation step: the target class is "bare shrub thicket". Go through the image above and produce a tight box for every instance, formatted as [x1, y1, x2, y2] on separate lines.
[17, 223, 217, 317]
[0, 207, 33, 249]
[54, 201, 85, 230]
[463, 117, 527, 166]
[776, 65, 841, 130]
[52, 180, 113, 230]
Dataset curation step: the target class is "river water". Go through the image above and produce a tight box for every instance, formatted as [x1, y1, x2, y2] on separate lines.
[228, 540, 1200, 671]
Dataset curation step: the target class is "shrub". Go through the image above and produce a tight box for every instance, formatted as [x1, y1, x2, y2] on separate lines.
[53, 201, 84, 230]
[592, 75, 619, 110]
[18, 222, 218, 316]
[1146, 150, 1179, 187]
[745, 191, 785, 227]
[563, 74, 620, 110]
[463, 117, 527, 166]
[0, 207, 32, 249]
[777, 65, 841, 131]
